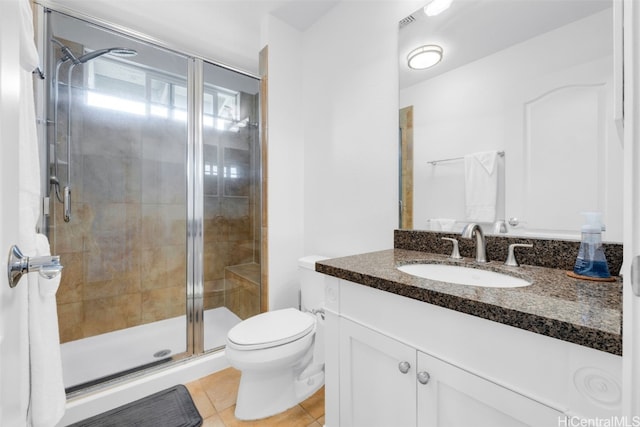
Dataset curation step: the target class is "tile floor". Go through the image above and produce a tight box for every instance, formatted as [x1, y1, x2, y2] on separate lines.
[185, 367, 325, 427]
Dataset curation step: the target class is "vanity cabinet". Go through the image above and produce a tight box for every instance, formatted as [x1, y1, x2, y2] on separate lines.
[323, 276, 622, 427]
[339, 317, 562, 427]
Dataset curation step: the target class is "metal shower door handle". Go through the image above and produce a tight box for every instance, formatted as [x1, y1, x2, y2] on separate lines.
[63, 186, 71, 222]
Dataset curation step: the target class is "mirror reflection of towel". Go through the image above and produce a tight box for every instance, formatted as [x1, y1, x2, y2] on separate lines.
[464, 151, 498, 223]
[431, 218, 456, 231]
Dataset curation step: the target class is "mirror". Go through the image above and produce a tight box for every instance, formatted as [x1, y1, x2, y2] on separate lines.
[399, 0, 623, 242]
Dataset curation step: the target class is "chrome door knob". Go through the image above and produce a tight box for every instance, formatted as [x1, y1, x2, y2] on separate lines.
[398, 361, 411, 374]
[417, 371, 431, 385]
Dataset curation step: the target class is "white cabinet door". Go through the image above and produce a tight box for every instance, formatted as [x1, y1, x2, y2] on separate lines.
[417, 351, 563, 427]
[339, 318, 416, 427]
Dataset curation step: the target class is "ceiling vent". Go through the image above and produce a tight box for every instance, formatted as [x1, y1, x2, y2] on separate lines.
[399, 14, 416, 29]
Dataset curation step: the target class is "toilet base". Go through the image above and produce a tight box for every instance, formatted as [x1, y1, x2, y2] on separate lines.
[234, 365, 324, 421]
[294, 365, 324, 402]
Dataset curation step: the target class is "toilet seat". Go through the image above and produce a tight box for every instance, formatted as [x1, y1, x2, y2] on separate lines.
[227, 308, 315, 350]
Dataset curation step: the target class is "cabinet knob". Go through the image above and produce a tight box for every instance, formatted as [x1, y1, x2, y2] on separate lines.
[398, 361, 411, 374]
[417, 371, 431, 385]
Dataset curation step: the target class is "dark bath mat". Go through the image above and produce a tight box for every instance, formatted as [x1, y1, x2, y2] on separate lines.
[69, 385, 202, 427]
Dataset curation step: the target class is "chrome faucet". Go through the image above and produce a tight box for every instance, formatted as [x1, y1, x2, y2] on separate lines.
[461, 223, 488, 263]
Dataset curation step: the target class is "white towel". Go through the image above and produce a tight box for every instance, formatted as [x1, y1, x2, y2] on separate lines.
[464, 151, 499, 223]
[18, 0, 41, 245]
[27, 235, 65, 427]
[18, 0, 66, 424]
[431, 218, 456, 232]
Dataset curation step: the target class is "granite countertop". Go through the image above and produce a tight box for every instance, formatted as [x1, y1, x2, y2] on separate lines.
[316, 249, 622, 356]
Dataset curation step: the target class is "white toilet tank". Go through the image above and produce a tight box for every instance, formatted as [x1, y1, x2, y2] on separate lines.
[298, 256, 328, 312]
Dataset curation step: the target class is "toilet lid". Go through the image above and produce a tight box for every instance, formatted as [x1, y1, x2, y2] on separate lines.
[227, 308, 315, 350]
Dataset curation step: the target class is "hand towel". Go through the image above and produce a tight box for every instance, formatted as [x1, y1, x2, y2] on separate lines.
[27, 235, 65, 427]
[464, 151, 499, 223]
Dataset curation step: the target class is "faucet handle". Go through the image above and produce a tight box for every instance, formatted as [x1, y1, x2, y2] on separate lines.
[441, 238, 462, 260]
[505, 243, 533, 267]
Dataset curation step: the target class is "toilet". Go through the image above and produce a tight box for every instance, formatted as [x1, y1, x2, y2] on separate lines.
[225, 255, 328, 420]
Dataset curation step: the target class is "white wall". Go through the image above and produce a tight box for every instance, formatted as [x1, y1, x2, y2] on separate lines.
[261, 1, 419, 308]
[401, 9, 623, 241]
[300, 1, 410, 258]
[261, 1, 410, 308]
[260, 16, 305, 310]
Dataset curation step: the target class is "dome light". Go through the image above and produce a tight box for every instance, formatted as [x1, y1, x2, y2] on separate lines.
[407, 45, 443, 70]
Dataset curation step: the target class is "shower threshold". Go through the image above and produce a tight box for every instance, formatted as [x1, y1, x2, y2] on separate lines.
[61, 307, 241, 392]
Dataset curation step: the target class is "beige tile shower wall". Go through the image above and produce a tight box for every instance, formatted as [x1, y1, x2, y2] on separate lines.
[224, 264, 260, 319]
[54, 86, 188, 343]
[202, 92, 261, 320]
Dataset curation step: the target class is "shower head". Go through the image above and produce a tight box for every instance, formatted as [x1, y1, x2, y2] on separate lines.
[50, 39, 137, 64]
[76, 47, 137, 64]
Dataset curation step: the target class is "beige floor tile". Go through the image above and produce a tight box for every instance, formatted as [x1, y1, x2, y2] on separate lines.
[185, 380, 217, 419]
[202, 413, 226, 427]
[200, 367, 241, 412]
[187, 367, 325, 427]
[219, 404, 314, 427]
[299, 386, 325, 420]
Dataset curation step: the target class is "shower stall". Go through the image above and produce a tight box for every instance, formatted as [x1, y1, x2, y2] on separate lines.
[40, 7, 262, 393]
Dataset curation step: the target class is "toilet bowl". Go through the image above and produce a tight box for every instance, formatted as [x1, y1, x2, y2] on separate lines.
[225, 256, 327, 420]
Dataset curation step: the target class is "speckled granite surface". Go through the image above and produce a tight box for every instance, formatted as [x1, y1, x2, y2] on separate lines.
[395, 229, 624, 274]
[316, 249, 622, 355]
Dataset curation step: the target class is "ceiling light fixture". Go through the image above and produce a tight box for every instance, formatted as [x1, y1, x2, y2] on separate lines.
[424, 0, 453, 17]
[407, 45, 443, 70]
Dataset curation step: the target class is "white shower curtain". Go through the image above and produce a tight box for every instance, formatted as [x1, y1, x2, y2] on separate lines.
[18, 0, 66, 425]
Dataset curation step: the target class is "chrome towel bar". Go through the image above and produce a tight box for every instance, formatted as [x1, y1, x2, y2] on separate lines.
[7, 245, 63, 288]
[428, 150, 505, 166]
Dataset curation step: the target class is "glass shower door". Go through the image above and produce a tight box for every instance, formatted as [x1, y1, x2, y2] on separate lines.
[47, 10, 190, 391]
[201, 61, 261, 351]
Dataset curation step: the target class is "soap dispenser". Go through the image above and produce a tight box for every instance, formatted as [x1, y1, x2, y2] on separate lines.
[567, 212, 615, 281]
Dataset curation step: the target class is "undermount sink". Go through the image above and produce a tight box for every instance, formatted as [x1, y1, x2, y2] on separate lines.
[397, 263, 531, 288]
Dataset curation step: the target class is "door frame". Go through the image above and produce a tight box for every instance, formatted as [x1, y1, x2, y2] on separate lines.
[0, 0, 30, 424]
[399, 105, 413, 229]
[623, 0, 640, 418]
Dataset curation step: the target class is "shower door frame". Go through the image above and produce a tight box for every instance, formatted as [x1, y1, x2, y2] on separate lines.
[188, 57, 205, 357]
[35, 2, 261, 394]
